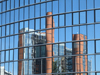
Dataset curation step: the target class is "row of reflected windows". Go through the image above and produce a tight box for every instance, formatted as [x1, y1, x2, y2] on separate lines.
[1, 10, 100, 25]
[1, 0, 100, 13]
[1, 41, 100, 62]
[0, 55, 100, 74]
[0, 24, 100, 44]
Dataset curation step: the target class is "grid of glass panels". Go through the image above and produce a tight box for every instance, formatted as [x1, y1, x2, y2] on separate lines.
[0, 0, 100, 75]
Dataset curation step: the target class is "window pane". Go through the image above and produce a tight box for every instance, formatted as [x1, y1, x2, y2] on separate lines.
[25, 0, 28, 5]
[29, 19, 34, 31]
[35, 19, 40, 30]
[95, 24, 100, 39]
[66, 0, 72, 12]
[53, 44, 58, 56]
[54, 29, 58, 43]
[10, 36, 13, 48]
[20, 8, 23, 20]
[14, 62, 18, 75]
[88, 41, 94, 54]
[25, 7, 28, 19]
[0, 14, 1, 25]
[5, 63, 8, 73]
[95, 0, 100, 8]
[35, 4, 40, 17]
[87, 25, 94, 39]
[6, 37, 9, 49]
[66, 27, 72, 41]
[87, 11, 94, 23]
[73, 12, 79, 25]
[66, 43, 72, 55]
[7, 0, 10, 10]
[47, 2, 52, 12]
[24, 21, 28, 32]
[10, 50, 13, 60]
[59, 15, 64, 26]
[73, 0, 79, 11]
[6, 12, 10, 23]
[95, 10, 100, 22]
[15, 23, 19, 34]
[53, 15, 58, 27]
[88, 55, 95, 71]
[80, 0, 86, 10]
[36, 0, 40, 3]
[2, 26, 5, 36]
[59, 43, 65, 55]
[41, 3, 46, 16]
[41, 18, 45, 29]
[2, 38, 5, 50]
[30, 0, 34, 4]
[20, 22, 24, 32]
[59, 0, 65, 13]
[66, 13, 72, 26]
[59, 28, 65, 42]
[6, 50, 9, 61]
[20, 0, 24, 7]
[30, 5, 34, 18]
[80, 12, 86, 24]
[96, 55, 100, 71]
[14, 49, 18, 60]
[14, 35, 19, 48]
[41, 46, 46, 57]
[2, 1, 6, 11]
[6, 25, 9, 35]
[10, 24, 14, 35]
[24, 48, 28, 59]
[15, 0, 19, 8]
[15, 9, 19, 21]
[35, 47, 40, 58]
[0, 27, 1, 37]
[1, 51, 5, 62]
[96, 40, 100, 53]
[2, 13, 5, 25]
[11, 10, 14, 22]
[73, 26, 79, 39]
[53, 1, 58, 14]
[9, 62, 13, 74]
[29, 47, 34, 59]
[87, 0, 94, 9]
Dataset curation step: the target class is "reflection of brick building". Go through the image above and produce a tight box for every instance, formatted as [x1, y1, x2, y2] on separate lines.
[72, 34, 87, 75]
[18, 12, 55, 74]
[46, 12, 55, 74]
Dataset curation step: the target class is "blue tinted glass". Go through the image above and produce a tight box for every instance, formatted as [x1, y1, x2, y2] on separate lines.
[29, 19, 34, 31]
[66, 13, 72, 26]
[0, 14, 1, 25]
[59, 15, 64, 26]
[87, 25, 94, 39]
[20, 22, 23, 32]
[7, 0, 10, 10]
[20, 0, 24, 7]
[54, 29, 58, 42]
[30, 0, 34, 4]
[25, 0, 28, 5]
[80, 12, 86, 24]
[14, 35, 19, 48]
[25, 7, 28, 19]
[6, 12, 10, 24]
[66, 0, 72, 12]
[59, 0, 65, 13]
[47, 2, 52, 12]
[30, 6, 34, 18]
[11, 0, 14, 9]
[36, 0, 40, 3]
[53, 1, 58, 14]
[20, 8, 23, 20]
[6, 25, 9, 35]
[59, 28, 65, 42]
[6, 37, 9, 49]
[15, 0, 19, 8]
[0, 27, 1, 36]
[6, 51, 9, 61]
[15, 9, 19, 21]
[41, 18, 45, 29]
[35, 4, 40, 17]
[0, 3, 1, 12]
[11, 11, 14, 22]
[95, 10, 100, 22]
[1, 51, 5, 62]
[41, 3, 46, 16]
[2, 1, 6, 11]
[73, 12, 79, 25]
[10, 24, 14, 35]
[95, 24, 100, 39]
[36, 19, 40, 30]
[95, 0, 100, 8]
[66, 27, 72, 41]
[15, 23, 19, 34]
[10, 36, 13, 48]
[73, 0, 79, 11]
[14, 49, 18, 60]
[53, 15, 58, 27]
[2, 26, 5, 36]
[2, 13, 5, 25]
[80, 0, 86, 10]
[87, 0, 94, 9]
[2, 38, 5, 50]
[88, 41, 94, 54]
[87, 11, 94, 23]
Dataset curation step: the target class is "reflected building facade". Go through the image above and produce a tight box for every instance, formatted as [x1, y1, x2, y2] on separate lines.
[0, 0, 99, 75]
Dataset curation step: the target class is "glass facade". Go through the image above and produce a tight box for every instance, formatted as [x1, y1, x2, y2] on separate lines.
[0, 0, 100, 75]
